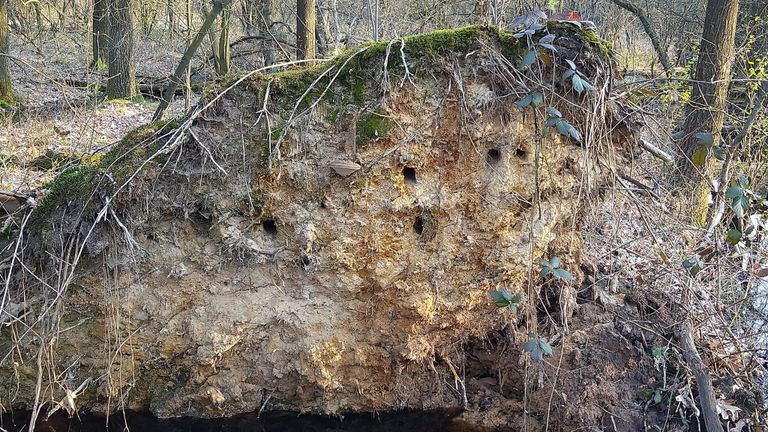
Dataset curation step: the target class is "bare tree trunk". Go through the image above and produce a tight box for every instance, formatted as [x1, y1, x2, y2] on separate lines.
[204, 1, 231, 76]
[106, 0, 136, 99]
[153, 0, 233, 120]
[217, 2, 231, 75]
[184, 0, 192, 110]
[609, 0, 672, 71]
[92, 0, 109, 68]
[167, 0, 176, 41]
[677, 0, 740, 226]
[366, 0, 378, 41]
[258, 0, 275, 65]
[0, 0, 15, 103]
[296, 0, 316, 60]
[474, 0, 490, 25]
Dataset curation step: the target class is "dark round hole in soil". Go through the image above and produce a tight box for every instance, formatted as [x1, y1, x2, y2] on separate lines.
[262, 219, 278, 236]
[413, 216, 424, 235]
[403, 167, 417, 184]
[515, 147, 526, 158]
[486, 148, 501, 164]
[300, 254, 311, 266]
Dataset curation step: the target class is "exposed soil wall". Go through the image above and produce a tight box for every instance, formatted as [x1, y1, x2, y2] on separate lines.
[0, 24, 638, 429]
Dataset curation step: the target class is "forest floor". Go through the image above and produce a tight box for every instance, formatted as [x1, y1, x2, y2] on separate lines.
[0, 31, 197, 193]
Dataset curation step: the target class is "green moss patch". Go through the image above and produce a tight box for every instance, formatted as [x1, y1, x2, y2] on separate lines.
[99, 118, 178, 169]
[29, 165, 99, 227]
[356, 114, 390, 147]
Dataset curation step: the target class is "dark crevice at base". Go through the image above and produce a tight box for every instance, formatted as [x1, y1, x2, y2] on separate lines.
[1, 408, 487, 432]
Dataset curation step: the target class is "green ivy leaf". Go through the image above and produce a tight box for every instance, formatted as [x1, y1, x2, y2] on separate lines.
[539, 338, 553, 355]
[550, 257, 561, 268]
[694, 131, 714, 146]
[539, 34, 556, 45]
[726, 229, 742, 245]
[523, 335, 553, 363]
[712, 146, 727, 161]
[692, 147, 709, 166]
[726, 186, 743, 199]
[522, 49, 538, 67]
[565, 123, 582, 141]
[531, 91, 544, 106]
[523, 338, 538, 354]
[490, 288, 513, 307]
[552, 268, 575, 281]
[732, 195, 749, 219]
[572, 74, 584, 94]
[546, 107, 562, 117]
[737, 173, 749, 188]
[544, 116, 560, 128]
[682, 257, 702, 277]
[516, 93, 533, 108]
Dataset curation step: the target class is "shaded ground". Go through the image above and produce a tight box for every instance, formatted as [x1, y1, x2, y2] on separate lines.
[2, 409, 479, 432]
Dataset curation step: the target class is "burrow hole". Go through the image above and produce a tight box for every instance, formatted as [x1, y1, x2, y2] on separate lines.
[515, 147, 527, 158]
[403, 166, 417, 184]
[262, 219, 278, 236]
[413, 216, 424, 235]
[486, 148, 502, 165]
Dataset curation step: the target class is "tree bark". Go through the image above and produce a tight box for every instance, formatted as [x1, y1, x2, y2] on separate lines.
[0, 0, 13, 103]
[106, 0, 136, 99]
[258, 0, 275, 66]
[473, 0, 490, 25]
[610, 0, 672, 71]
[296, 0, 316, 60]
[91, 0, 109, 68]
[153, 0, 232, 120]
[216, 2, 231, 75]
[184, 0, 192, 110]
[677, 0, 740, 226]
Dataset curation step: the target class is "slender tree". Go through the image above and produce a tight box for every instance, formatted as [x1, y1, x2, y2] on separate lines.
[677, 0, 740, 226]
[106, 0, 137, 99]
[0, 0, 14, 103]
[473, 0, 490, 25]
[92, 0, 109, 68]
[259, 0, 275, 66]
[296, 0, 316, 60]
[609, 0, 672, 71]
[154, 0, 233, 120]
[210, 2, 232, 75]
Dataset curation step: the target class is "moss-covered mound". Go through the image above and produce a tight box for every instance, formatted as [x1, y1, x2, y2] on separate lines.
[0, 24, 640, 430]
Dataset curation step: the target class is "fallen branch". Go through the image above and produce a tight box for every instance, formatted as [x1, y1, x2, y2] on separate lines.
[676, 320, 724, 432]
[639, 138, 673, 163]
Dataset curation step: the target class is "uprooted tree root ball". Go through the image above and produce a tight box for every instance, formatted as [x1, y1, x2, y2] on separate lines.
[0, 24, 659, 430]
